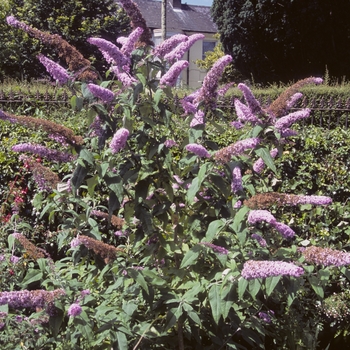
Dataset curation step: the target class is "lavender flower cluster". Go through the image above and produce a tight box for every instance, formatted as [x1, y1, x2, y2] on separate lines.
[302, 246, 350, 266]
[160, 60, 189, 87]
[110, 128, 130, 153]
[37, 54, 70, 85]
[231, 166, 243, 194]
[200, 242, 229, 255]
[185, 144, 211, 158]
[241, 260, 304, 279]
[12, 143, 73, 162]
[87, 84, 115, 103]
[248, 210, 295, 239]
[0, 289, 65, 310]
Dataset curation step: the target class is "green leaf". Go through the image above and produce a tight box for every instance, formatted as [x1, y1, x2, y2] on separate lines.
[265, 276, 281, 296]
[127, 269, 149, 295]
[154, 89, 163, 106]
[49, 313, 63, 338]
[86, 175, 99, 197]
[117, 331, 128, 350]
[209, 284, 221, 324]
[203, 219, 225, 242]
[307, 275, 324, 298]
[254, 147, 277, 173]
[21, 270, 43, 288]
[180, 245, 201, 269]
[79, 148, 94, 165]
[231, 206, 250, 234]
[71, 163, 88, 190]
[248, 278, 261, 299]
[238, 277, 248, 299]
[186, 177, 200, 203]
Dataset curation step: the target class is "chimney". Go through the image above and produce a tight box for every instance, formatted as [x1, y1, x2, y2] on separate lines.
[170, 0, 182, 9]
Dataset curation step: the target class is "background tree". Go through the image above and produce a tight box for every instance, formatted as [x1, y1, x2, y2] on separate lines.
[0, 0, 130, 80]
[211, 0, 350, 84]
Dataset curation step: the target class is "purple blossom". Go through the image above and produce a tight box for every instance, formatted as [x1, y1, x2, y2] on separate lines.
[295, 195, 332, 206]
[270, 221, 295, 239]
[111, 66, 137, 87]
[241, 260, 304, 279]
[114, 230, 128, 237]
[280, 128, 299, 138]
[88, 37, 129, 68]
[258, 312, 272, 323]
[251, 234, 267, 248]
[70, 238, 80, 248]
[200, 242, 229, 255]
[196, 55, 233, 103]
[12, 143, 73, 162]
[89, 116, 104, 137]
[6, 16, 31, 31]
[48, 134, 69, 146]
[237, 83, 262, 115]
[253, 148, 278, 173]
[180, 98, 198, 115]
[231, 166, 243, 193]
[80, 290, 90, 297]
[218, 82, 235, 96]
[164, 139, 178, 148]
[190, 110, 204, 127]
[274, 109, 311, 130]
[185, 144, 211, 158]
[67, 303, 82, 317]
[248, 210, 276, 225]
[303, 246, 350, 266]
[234, 99, 262, 125]
[0, 289, 65, 310]
[230, 121, 244, 129]
[116, 36, 128, 46]
[233, 200, 242, 209]
[164, 34, 205, 63]
[88, 84, 115, 103]
[110, 128, 130, 153]
[286, 92, 303, 109]
[0, 110, 17, 123]
[10, 256, 20, 264]
[152, 34, 188, 58]
[37, 54, 70, 84]
[120, 27, 143, 56]
[160, 60, 189, 87]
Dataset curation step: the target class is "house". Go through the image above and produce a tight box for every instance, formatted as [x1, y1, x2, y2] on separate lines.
[132, 0, 217, 88]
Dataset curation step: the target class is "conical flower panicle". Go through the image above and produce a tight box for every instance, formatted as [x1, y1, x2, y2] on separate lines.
[7, 16, 97, 81]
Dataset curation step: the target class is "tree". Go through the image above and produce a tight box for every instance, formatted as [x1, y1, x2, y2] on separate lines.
[211, 0, 350, 84]
[0, 0, 130, 80]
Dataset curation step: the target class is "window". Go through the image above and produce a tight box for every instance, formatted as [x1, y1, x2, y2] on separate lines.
[202, 41, 216, 60]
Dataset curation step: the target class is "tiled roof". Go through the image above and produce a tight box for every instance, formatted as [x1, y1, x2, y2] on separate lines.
[132, 0, 217, 33]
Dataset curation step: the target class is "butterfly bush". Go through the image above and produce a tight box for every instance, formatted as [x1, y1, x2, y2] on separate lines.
[4, 9, 346, 348]
[37, 54, 70, 84]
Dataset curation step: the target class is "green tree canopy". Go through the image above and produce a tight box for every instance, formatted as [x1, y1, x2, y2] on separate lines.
[0, 0, 130, 80]
[211, 0, 350, 84]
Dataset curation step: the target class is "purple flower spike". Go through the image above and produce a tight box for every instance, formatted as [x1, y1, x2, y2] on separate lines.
[88, 37, 129, 68]
[295, 195, 332, 206]
[164, 139, 178, 148]
[152, 34, 188, 58]
[274, 109, 311, 130]
[200, 242, 229, 255]
[303, 246, 350, 266]
[197, 55, 233, 103]
[12, 143, 74, 162]
[251, 234, 267, 248]
[110, 128, 130, 153]
[286, 92, 303, 109]
[235, 99, 262, 124]
[121, 27, 143, 56]
[164, 34, 205, 63]
[270, 221, 295, 239]
[185, 144, 211, 158]
[160, 60, 189, 87]
[37, 54, 70, 84]
[231, 166, 243, 193]
[241, 260, 304, 279]
[248, 210, 276, 225]
[237, 83, 262, 115]
[67, 303, 82, 317]
[88, 84, 115, 103]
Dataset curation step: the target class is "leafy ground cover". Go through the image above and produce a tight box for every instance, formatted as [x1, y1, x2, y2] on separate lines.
[1, 2, 350, 349]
